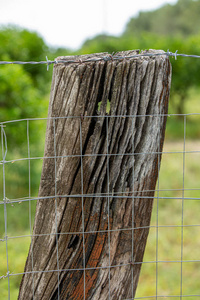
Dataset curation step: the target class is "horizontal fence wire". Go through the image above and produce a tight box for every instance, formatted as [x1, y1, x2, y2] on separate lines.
[0, 50, 199, 70]
[1, 52, 200, 299]
[1, 112, 200, 124]
[1, 258, 200, 277]
[1, 222, 200, 241]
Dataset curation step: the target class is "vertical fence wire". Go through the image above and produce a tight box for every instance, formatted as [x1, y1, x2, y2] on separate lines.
[155, 109, 162, 299]
[1, 125, 10, 300]
[180, 115, 186, 299]
[79, 119, 86, 300]
[131, 115, 135, 299]
[53, 118, 60, 300]
[27, 120, 35, 299]
[106, 116, 111, 299]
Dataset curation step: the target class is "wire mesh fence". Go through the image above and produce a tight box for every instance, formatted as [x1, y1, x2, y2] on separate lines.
[1, 113, 200, 299]
[1, 51, 200, 299]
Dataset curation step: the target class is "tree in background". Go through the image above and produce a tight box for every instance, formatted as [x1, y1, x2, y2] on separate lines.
[0, 26, 72, 143]
[124, 0, 200, 38]
[0, 27, 50, 123]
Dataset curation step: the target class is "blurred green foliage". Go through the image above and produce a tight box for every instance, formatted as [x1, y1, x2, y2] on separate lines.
[0, 26, 72, 121]
[0, 28, 77, 165]
[124, 0, 200, 37]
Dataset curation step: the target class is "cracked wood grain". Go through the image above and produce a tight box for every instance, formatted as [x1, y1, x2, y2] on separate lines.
[18, 50, 171, 300]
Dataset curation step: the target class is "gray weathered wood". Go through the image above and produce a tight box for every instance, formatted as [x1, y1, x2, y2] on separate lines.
[18, 50, 171, 299]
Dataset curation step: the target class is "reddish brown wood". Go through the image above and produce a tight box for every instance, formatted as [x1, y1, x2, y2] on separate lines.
[18, 50, 171, 299]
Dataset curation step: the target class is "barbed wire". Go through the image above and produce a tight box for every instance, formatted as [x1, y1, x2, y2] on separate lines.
[0, 51, 200, 70]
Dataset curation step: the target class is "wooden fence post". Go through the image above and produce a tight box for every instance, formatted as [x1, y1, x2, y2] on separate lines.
[18, 50, 171, 299]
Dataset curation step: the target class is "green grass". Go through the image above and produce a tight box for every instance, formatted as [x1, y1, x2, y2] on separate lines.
[165, 86, 200, 140]
[135, 141, 200, 298]
[0, 235, 31, 299]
